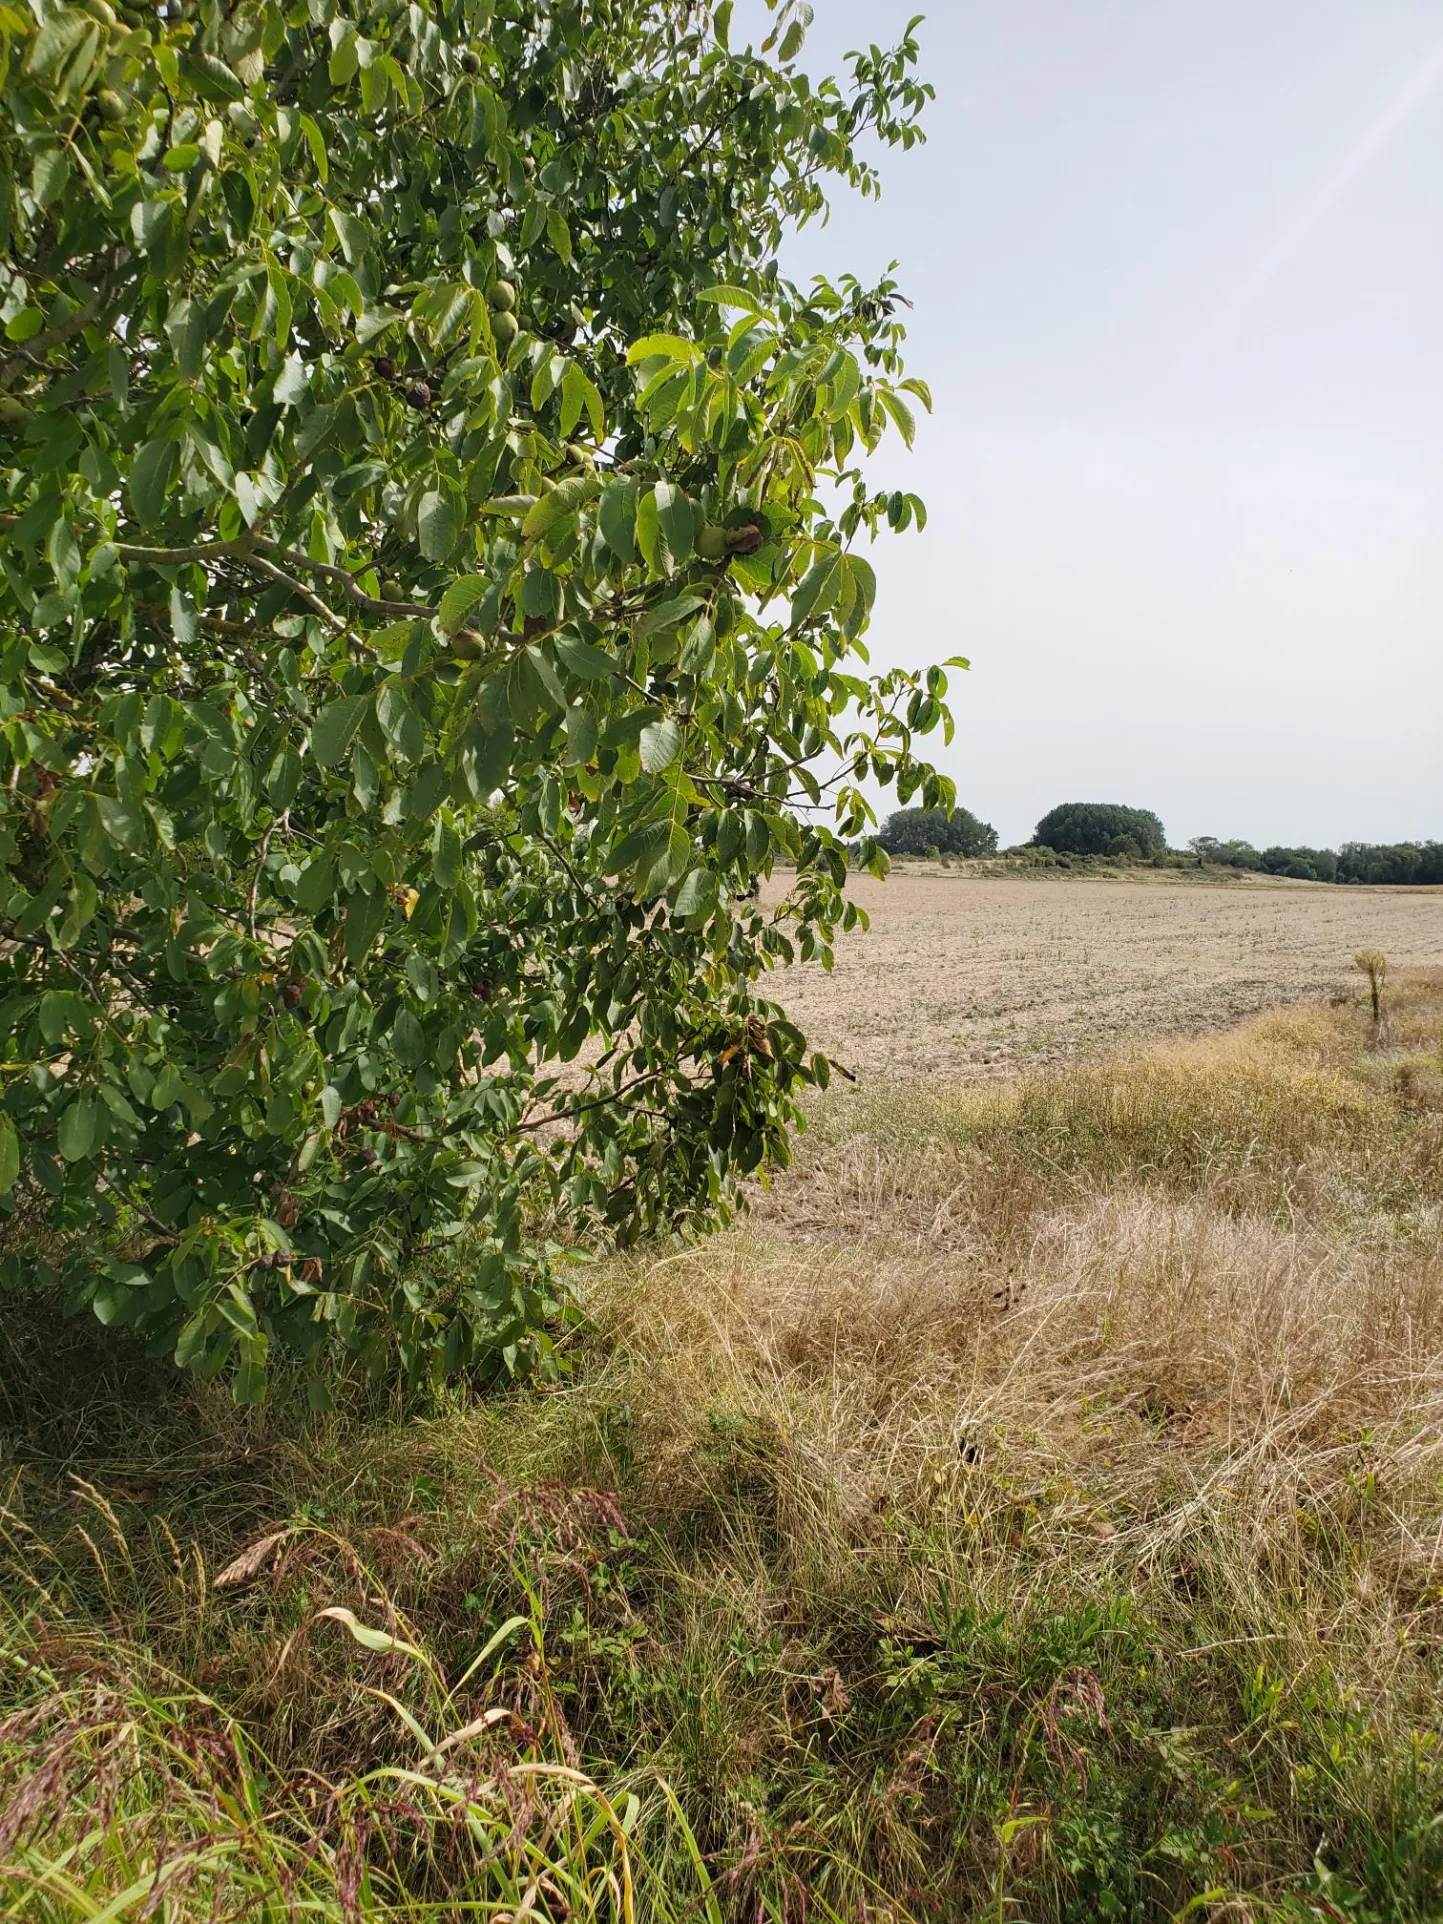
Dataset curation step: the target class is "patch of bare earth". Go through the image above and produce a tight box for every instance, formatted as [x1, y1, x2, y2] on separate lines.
[762, 869, 1443, 1080]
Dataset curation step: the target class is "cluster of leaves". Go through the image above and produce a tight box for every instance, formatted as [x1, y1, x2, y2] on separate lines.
[875, 803, 995, 858]
[0, 0, 954, 1398]
[1031, 802, 1166, 860]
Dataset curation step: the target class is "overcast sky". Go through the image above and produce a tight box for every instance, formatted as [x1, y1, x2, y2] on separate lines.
[736, 1, 1443, 848]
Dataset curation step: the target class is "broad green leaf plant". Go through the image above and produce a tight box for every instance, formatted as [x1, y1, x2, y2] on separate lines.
[0, 0, 957, 1399]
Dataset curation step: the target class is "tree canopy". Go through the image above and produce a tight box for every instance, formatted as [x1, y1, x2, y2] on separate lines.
[1032, 802, 1165, 859]
[877, 805, 996, 858]
[0, 0, 954, 1399]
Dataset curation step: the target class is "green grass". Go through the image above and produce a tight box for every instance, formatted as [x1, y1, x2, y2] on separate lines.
[4, 978, 1443, 1919]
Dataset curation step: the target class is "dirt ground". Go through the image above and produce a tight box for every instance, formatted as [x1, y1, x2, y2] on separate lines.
[763, 869, 1443, 1081]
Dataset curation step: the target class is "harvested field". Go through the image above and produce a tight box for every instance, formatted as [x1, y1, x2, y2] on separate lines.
[766, 869, 1443, 1080]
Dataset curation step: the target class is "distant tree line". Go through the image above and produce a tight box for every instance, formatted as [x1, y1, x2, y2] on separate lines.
[877, 800, 1443, 887]
[1189, 839, 1443, 886]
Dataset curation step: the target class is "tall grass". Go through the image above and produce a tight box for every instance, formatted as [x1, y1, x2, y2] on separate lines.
[4, 977, 1443, 1919]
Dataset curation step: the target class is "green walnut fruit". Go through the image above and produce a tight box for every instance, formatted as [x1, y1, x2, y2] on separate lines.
[449, 632, 484, 660]
[460, 49, 480, 74]
[695, 523, 728, 561]
[564, 443, 593, 467]
[380, 579, 405, 602]
[487, 279, 517, 313]
[0, 396, 33, 435]
[490, 309, 520, 347]
[96, 88, 129, 123]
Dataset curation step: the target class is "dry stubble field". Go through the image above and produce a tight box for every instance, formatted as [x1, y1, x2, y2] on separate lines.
[767, 867, 1443, 1079]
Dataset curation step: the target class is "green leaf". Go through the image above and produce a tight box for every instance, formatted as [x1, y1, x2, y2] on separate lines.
[521, 473, 598, 543]
[673, 866, 719, 921]
[437, 575, 490, 635]
[329, 207, 368, 265]
[4, 307, 43, 343]
[377, 681, 425, 761]
[169, 585, 198, 647]
[559, 362, 604, 440]
[273, 355, 309, 406]
[606, 816, 670, 877]
[319, 1607, 428, 1662]
[790, 551, 843, 630]
[878, 387, 917, 448]
[554, 633, 618, 679]
[712, 810, 740, 870]
[418, 485, 462, 561]
[295, 855, 336, 914]
[298, 112, 329, 182]
[637, 592, 705, 640]
[599, 480, 638, 564]
[311, 695, 368, 768]
[639, 717, 683, 774]
[265, 746, 302, 807]
[563, 703, 597, 765]
[58, 1098, 97, 1163]
[130, 197, 174, 256]
[626, 333, 698, 366]
[839, 554, 877, 639]
[463, 721, 512, 796]
[545, 204, 572, 264]
[641, 823, 692, 897]
[45, 518, 79, 591]
[433, 815, 462, 888]
[31, 147, 70, 210]
[190, 49, 245, 102]
[635, 488, 663, 574]
[129, 438, 177, 527]
[695, 281, 761, 312]
[392, 1007, 427, 1066]
[264, 252, 293, 351]
[0, 1116, 19, 1194]
[652, 480, 694, 565]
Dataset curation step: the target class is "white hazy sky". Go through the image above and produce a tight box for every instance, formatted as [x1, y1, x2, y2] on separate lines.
[737, 1, 1443, 848]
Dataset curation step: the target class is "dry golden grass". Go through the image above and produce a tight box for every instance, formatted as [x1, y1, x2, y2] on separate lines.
[546, 976, 1443, 1908]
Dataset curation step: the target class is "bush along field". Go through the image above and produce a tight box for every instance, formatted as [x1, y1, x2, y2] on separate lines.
[5, 972, 1443, 1920]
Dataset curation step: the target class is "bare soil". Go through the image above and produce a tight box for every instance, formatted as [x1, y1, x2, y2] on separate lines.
[764, 869, 1443, 1081]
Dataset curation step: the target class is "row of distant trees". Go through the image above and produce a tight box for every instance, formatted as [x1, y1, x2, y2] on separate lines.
[1188, 838, 1443, 886]
[877, 803, 1443, 886]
